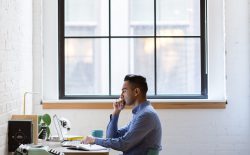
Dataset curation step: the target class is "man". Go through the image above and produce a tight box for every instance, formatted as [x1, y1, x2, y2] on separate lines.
[84, 74, 162, 155]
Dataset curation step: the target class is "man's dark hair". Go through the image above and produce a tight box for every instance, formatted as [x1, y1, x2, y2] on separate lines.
[124, 74, 148, 95]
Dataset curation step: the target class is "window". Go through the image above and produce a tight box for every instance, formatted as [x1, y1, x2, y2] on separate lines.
[58, 0, 207, 99]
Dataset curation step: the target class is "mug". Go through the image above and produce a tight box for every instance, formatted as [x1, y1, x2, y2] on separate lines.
[91, 130, 103, 138]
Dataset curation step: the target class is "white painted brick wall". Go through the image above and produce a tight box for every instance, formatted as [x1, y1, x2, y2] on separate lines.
[32, 0, 43, 111]
[0, 0, 32, 154]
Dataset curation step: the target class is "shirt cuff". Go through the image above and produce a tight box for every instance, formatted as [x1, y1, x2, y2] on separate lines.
[95, 138, 103, 145]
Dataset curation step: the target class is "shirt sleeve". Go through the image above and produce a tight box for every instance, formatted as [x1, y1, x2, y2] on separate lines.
[96, 113, 155, 151]
[106, 114, 130, 138]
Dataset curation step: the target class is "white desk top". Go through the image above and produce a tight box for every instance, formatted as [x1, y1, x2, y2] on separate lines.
[39, 140, 109, 155]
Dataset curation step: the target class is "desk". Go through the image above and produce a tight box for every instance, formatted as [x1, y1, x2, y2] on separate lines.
[54, 146, 109, 155]
[40, 141, 109, 155]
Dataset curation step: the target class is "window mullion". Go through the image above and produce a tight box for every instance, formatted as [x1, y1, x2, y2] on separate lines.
[154, 0, 157, 96]
[109, 0, 111, 96]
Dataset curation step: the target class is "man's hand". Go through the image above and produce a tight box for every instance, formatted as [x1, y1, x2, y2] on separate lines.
[113, 98, 125, 115]
[82, 135, 96, 144]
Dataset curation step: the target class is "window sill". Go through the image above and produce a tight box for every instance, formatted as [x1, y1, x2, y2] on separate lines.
[42, 100, 226, 109]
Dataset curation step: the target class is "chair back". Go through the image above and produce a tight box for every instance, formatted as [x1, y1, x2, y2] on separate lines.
[147, 149, 159, 155]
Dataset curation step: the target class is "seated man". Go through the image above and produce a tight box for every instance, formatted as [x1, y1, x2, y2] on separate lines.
[84, 74, 162, 155]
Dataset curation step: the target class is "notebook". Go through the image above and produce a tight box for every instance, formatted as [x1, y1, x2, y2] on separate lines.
[67, 144, 107, 151]
[53, 114, 81, 147]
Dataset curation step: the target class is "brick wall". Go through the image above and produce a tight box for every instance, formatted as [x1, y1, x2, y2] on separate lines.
[0, 0, 32, 154]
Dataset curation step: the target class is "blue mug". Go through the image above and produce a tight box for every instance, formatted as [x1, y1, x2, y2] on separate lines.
[91, 130, 103, 138]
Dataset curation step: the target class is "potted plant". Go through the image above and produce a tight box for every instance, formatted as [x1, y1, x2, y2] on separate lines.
[38, 113, 51, 140]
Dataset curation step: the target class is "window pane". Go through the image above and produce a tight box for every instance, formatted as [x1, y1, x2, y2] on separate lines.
[61, 0, 206, 99]
[156, 0, 200, 36]
[111, 38, 155, 95]
[111, 0, 154, 36]
[65, 0, 109, 36]
[157, 38, 201, 94]
[65, 38, 109, 95]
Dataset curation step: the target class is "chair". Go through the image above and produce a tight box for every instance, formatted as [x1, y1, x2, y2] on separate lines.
[147, 149, 159, 155]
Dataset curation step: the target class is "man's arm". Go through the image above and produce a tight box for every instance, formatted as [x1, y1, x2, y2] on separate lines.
[106, 114, 130, 138]
[106, 98, 127, 138]
[95, 113, 155, 151]
[84, 99, 127, 144]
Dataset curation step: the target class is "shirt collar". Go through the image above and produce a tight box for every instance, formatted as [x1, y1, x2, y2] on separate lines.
[132, 101, 150, 114]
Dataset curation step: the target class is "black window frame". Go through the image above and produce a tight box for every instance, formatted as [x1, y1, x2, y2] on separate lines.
[58, 0, 208, 99]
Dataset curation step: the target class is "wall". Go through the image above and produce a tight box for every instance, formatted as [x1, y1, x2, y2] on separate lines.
[0, 0, 247, 154]
[33, 1, 250, 155]
[0, 0, 33, 154]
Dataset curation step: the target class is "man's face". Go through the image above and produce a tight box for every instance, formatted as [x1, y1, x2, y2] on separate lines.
[121, 81, 136, 106]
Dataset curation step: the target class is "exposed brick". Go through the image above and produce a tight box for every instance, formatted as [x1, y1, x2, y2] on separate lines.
[0, 0, 33, 153]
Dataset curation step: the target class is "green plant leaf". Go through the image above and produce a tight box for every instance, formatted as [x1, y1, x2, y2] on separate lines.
[42, 114, 51, 126]
[38, 113, 51, 140]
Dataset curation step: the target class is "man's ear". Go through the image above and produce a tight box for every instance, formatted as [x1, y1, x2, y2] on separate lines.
[134, 88, 141, 96]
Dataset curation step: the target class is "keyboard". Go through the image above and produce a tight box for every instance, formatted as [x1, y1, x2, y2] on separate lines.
[61, 140, 81, 147]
